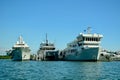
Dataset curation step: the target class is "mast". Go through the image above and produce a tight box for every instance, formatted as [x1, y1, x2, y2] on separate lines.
[46, 33, 48, 45]
[87, 27, 91, 34]
[19, 36, 24, 44]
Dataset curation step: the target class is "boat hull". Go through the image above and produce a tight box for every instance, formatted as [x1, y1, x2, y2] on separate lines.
[64, 47, 100, 61]
[37, 50, 59, 61]
[44, 50, 59, 61]
[12, 48, 30, 61]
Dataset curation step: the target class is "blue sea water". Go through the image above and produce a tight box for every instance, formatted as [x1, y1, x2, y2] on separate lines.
[0, 59, 120, 80]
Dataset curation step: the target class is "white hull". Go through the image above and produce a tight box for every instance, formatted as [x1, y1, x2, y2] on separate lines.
[62, 28, 103, 61]
[64, 47, 100, 61]
[12, 48, 30, 61]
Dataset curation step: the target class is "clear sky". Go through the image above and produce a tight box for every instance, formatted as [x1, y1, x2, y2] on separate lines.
[0, 0, 120, 55]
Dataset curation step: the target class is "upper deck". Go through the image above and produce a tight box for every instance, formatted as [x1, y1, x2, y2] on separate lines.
[67, 27, 103, 48]
[12, 36, 29, 49]
[40, 42, 55, 50]
[39, 34, 55, 50]
[77, 33, 103, 42]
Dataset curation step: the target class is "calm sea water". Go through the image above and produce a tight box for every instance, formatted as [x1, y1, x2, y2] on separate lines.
[0, 59, 120, 80]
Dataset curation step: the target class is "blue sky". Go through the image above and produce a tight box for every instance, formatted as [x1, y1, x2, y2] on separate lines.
[0, 0, 120, 54]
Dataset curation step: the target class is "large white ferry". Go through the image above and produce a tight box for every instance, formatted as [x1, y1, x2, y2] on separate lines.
[11, 36, 30, 61]
[62, 27, 103, 61]
[37, 34, 59, 61]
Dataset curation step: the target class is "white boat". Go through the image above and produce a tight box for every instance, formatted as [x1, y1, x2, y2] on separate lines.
[11, 36, 30, 61]
[62, 27, 103, 61]
[37, 34, 59, 61]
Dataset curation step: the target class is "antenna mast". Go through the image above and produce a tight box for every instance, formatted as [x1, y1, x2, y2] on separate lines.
[19, 36, 23, 44]
[87, 27, 91, 34]
[46, 33, 48, 45]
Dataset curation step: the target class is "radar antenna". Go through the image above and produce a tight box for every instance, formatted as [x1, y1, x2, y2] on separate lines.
[87, 27, 91, 34]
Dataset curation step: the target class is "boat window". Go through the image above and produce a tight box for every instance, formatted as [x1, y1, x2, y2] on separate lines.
[92, 38, 94, 41]
[85, 38, 86, 41]
[86, 37, 89, 41]
[97, 38, 98, 41]
[83, 37, 85, 41]
[89, 38, 91, 41]
[83, 43, 98, 46]
[95, 38, 97, 41]
[86, 38, 88, 41]
[84, 37, 101, 41]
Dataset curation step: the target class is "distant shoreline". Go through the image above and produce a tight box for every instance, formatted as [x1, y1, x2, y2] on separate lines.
[0, 55, 11, 59]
